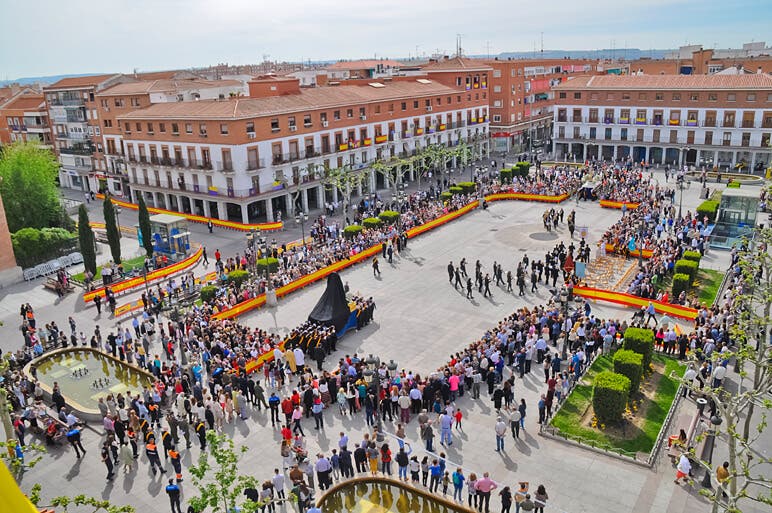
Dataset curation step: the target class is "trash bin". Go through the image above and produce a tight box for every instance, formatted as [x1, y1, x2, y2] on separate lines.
[266, 289, 278, 307]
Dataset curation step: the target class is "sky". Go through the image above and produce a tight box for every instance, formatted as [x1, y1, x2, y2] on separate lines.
[1, 0, 771, 79]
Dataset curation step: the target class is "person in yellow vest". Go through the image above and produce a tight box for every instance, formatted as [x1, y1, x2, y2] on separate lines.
[161, 429, 173, 459]
[285, 347, 297, 373]
[196, 420, 207, 450]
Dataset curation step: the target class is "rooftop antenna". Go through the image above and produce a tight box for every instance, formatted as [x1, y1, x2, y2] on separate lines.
[540, 32, 544, 55]
[456, 34, 463, 57]
[486, 40, 492, 59]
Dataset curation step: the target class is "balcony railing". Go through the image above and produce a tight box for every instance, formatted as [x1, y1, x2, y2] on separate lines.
[59, 146, 94, 156]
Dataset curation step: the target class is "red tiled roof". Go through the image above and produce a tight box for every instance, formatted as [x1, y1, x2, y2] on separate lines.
[43, 74, 120, 90]
[422, 56, 492, 72]
[119, 80, 466, 120]
[554, 74, 772, 90]
[327, 60, 403, 70]
[97, 79, 243, 96]
[1, 93, 46, 111]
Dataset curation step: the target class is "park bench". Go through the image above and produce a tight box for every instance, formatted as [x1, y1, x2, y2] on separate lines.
[43, 278, 75, 294]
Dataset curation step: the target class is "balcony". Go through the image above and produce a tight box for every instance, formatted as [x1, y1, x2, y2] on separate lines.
[59, 146, 94, 156]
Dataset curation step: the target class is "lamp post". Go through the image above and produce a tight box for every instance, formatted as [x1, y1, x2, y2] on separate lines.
[677, 176, 686, 220]
[700, 415, 723, 488]
[364, 354, 398, 443]
[295, 211, 308, 244]
[115, 205, 122, 239]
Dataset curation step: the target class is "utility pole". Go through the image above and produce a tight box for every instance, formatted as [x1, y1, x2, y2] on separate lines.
[486, 40, 492, 60]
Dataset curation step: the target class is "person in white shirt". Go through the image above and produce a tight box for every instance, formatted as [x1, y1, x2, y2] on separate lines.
[711, 365, 727, 388]
[675, 453, 692, 484]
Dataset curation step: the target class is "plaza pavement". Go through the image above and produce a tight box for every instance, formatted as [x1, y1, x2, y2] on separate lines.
[1, 169, 765, 513]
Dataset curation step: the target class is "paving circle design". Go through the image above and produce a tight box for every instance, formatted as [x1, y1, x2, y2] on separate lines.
[529, 231, 560, 241]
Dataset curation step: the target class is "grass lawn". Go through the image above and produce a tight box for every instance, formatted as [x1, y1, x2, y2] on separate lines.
[550, 353, 684, 456]
[695, 269, 724, 306]
[71, 254, 147, 283]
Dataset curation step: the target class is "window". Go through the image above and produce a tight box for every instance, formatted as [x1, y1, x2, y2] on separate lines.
[573, 92, 581, 99]
[114, 98, 124, 108]
[147, 123, 154, 133]
[220, 123, 228, 135]
[492, 115, 501, 122]
[558, 92, 566, 99]
[333, 110, 341, 120]
[606, 93, 614, 100]
[159, 123, 166, 133]
[124, 122, 131, 132]
[638, 93, 647, 100]
[172, 123, 179, 134]
[303, 115, 312, 127]
[672, 93, 681, 101]
[604, 128, 612, 140]
[656, 93, 664, 101]
[704, 131, 713, 145]
[456, 77, 462, 87]
[185, 123, 193, 134]
[493, 100, 502, 108]
[374, 105, 381, 114]
[135, 123, 142, 132]
[708, 93, 717, 101]
[131, 98, 140, 107]
[321, 112, 328, 123]
[492, 69, 501, 78]
[401, 102, 406, 111]
[425, 99, 431, 107]
[494, 86, 502, 93]
[747, 93, 756, 102]
[359, 107, 366, 117]
[199, 123, 207, 136]
[246, 121, 255, 133]
[622, 93, 630, 100]
[727, 93, 736, 102]
[413, 101, 419, 109]
[100, 99, 109, 108]
[346, 109, 353, 118]
[271, 118, 280, 131]
[690, 93, 699, 101]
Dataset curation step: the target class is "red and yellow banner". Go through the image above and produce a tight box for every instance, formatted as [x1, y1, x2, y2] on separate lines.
[599, 200, 640, 210]
[604, 243, 653, 259]
[95, 194, 283, 232]
[375, 135, 388, 144]
[83, 246, 203, 303]
[486, 192, 570, 204]
[573, 285, 697, 320]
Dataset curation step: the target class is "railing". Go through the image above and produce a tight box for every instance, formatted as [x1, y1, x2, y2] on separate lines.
[59, 146, 93, 156]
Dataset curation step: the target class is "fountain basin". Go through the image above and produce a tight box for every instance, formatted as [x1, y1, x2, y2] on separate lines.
[685, 171, 763, 185]
[316, 476, 477, 513]
[23, 347, 155, 422]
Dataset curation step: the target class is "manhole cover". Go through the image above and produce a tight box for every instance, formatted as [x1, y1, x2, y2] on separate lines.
[529, 232, 559, 241]
[490, 228, 499, 232]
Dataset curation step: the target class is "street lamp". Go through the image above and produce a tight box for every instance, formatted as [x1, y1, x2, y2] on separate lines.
[115, 205, 122, 239]
[295, 211, 309, 244]
[677, 176, 686, 220]
[700, 415, 723, 488]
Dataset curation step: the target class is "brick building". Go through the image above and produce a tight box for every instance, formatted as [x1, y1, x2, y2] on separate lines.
[0, 190, 22, 287]
[114, 75, 489, 224]
[551, 74, 772, 171]
[0, 90, 52, 148]
[630, 42, 772, 76]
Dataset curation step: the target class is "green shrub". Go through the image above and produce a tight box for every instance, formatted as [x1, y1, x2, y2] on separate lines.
[613, 349, 643, 396]
[457, 181, 476, 194]
[256, 257, 279, 274]
[696, 200, 719, 222]
[449, 186, 464, 195]
[228, 269, 250, 287]
[342, 225, 364, 239]
[378, 210, 400, 225]
[199, 285, 217, 303]
[440, 191, 452, 201]
[622, 327, 655, 372]
[681, 250, 702, 264]
[514, 162, 531, 177]
[592, 371, 631, 424]
[499, 169, 513, 183]
[11, 227, 78, 268]
[362, 217, 382, 229]
[726, 181, 740, 188]
[674, 259, 698, 284]
[672, 273, 691, 299]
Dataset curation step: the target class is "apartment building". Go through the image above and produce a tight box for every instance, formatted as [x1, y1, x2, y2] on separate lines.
[95, 78, 247, 196]
[115, 75, 489, 224]
[551, 74, 772, 171]
[483, 58, 599, 154]
[0, 90, 52, 147]
[630, 42, 772, 76]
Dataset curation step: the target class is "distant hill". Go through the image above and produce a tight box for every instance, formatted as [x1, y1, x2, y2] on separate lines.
[0, 73, 109, 87]
[473, 49, 671, 61]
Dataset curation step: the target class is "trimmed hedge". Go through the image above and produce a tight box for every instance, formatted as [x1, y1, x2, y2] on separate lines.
[499, 169, 513, 183]
[672, 273, 691, 299]
[449, 186, 464, 195]
[363, 217, 382, 229]
[681, 250, 702, 264]
[342, 225, 364, 239]
[674, 259, 698, 284]
[440, 191, 452, 201]
[11, 227, 78, 268]
[514, 161, 531, 177]
[592, 371, 631, 424]
[457, 181, 476, 194]
[696, 200, 719, 222]
[256, 257, 279, 273]
[622, 327, 654, 372]
[726, 181, 741, 188]
[199, 285, 217, 303]
[228, 269, 250, 287]
[613, 349, 643, 396]
[378, 210, 400, 225]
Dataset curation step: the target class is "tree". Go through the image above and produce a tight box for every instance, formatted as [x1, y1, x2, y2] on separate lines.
[77, 205, 97, 275]
[188, 430, 261, 513]
[137, 195, 153, 257]
[323, 162, 367, 215]
[102, 198, 121, 264]
[372, 157, 408, 198]
[678, 218, 772, 513]
[453, 141, 474, 171]
[0, 141, 66, 232]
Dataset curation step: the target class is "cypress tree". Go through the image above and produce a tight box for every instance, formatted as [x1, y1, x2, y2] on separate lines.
[137, 195, 154, 257]
[102, 197, 122, 264]
[77, 204, 97, 275]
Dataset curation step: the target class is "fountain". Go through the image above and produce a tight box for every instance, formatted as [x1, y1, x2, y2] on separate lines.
[316, 477, 476, 513]
[23, 347, 155, 421]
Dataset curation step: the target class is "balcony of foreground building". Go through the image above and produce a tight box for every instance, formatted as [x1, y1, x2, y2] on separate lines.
[132, 173, 325, 201]
[48, 98, 85, 107]
[59, 145, 94, 156]
[553, 134, 772, 151]
[126, 156, 265, 173]
[270, 147, 323, 165]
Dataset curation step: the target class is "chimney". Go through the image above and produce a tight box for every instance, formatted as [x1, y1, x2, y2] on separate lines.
[758, 66, 763, 74]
